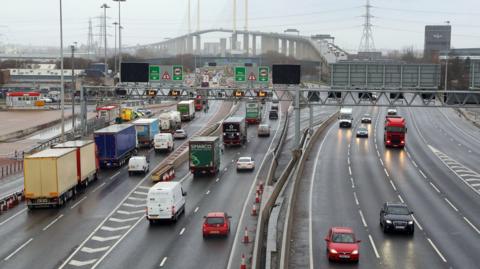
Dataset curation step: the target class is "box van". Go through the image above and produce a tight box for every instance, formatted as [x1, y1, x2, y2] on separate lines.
[154, 133, 174, 152]
[146, 182, 186, 223]
[128, 156, 149, 176]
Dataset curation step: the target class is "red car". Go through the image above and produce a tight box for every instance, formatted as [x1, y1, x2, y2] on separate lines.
[202, 212, 231, 238]
[324, 227, 361, 263]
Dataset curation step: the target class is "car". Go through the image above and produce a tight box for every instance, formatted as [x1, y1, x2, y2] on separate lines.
[356, 126, 368, 138]
[387, 108, 397, 116]
[173, 129, 188, 139]
[137, 108, 152, 117]
[40, 97, 53, 103]
[128, 156, 149, 175]
[202, 212, 231, 238]
[269, 110, 279, 120]
[257, 124, 271, 137]
[236, 156, 255, 171]
[325, 227, 361, 263]
[271, 104, 279, 111]
[361, 114, 372, 123]
[380, 202, 414, 235]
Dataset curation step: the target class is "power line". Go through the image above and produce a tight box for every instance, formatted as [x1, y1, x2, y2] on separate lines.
[373, 6, 480, 16]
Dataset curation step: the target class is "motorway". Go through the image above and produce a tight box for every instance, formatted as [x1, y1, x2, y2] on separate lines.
[289, 105, 480, 269]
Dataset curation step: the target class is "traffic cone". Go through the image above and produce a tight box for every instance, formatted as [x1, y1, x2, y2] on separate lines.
[255, 192, 261, 204]
[243, 227, 250, 243]
[240, 253, 247, 269]
[251, 204, 257, 216]
[256, 185, 262, 195]
[259, 181, 264, 192]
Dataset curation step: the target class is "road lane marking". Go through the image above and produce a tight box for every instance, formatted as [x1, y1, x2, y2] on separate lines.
[429, 182, 441, 193]
[4, 238, 33, 261]
[179, 227, 186, 235]
[359, 210, 367, 227]
[348, 166, 352, 176]
[81, 246, 110, 254]
[42, 214, 64, 231]
[69, 259, 98, 267]
[427, 238, 447, 263]
[92, 182, 106, 193]
[379, 158, 384, 166]
[384, 168, 390, 178]
[463, 217, 480, 234]
[390, 180, 397, 191]
[137, 186, 150, 190]
[194, 207, 199, 213]
[70, 196, 87, 209]
[412, 160, 418, 167]
[444, 198, 458, 212]
[117, 210, 145, 215]
[122, 203, 146, 208]
[159, 257, 168, 267]
[368, 235, 380, 259]
[350, 177, 355, 188]
[206, 190, 210, 195]
[216, 177, 220, 182]
[353, 192, 359, 205]
[111, 171, 121, 179]
[91, 235, 121, 242]
[419, 170, 427, 179]
[127, 196, 145, 201]
[0, 208, 27, 227]
[100, 225, 131, 232]
[412, 215, 423, 231]
[398, 195, 404, 203]
[133, 191, 148, 196]
[347, 157, 350, 165]
[109, 217, 140, 223]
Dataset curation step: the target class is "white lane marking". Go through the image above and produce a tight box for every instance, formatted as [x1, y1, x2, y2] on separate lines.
[127, 196, 145, 201]
[412, 215, 423, 231]
[159, 257, 168, 267]
[379, 158, 384, 167]
[81, 246, 110, 254]
[427, 238, 447, 263]
[465, 177, 480, 182]
[429, 182, 441, 193]
[3, 238, 33, 261]
[350, 177, 355, 188]
[70, 196, 88, 209]
[353, 192, 359, 205]
[42, 214, 64, 231]
[406, 151, 411, 158]
[463, 217, 480, 234]
[419, 170, 427, 179]
[0, 208, 27, 227]
[216, 177, 220, 182]
[347, 157, 350, 165]
[368, 235, 380, 259]
[122, 203, 146, 208]
[377, 150, 380, 157]
[92, 182, 106, 193]
[91, 235, 121, 242]
[137, 186, 150, 190]
[179, 172, 192, 183]
[179, 227, 186, 235]
[472, 183, 480, 187]
[117, 210, 145, 215]
[359, 210, 368, 227]
[133, 191, 148, 196]
[100, 225, 131, 232]
[69, 259, 98, 267]
[412, 160, 418, 168]
[194, 207, 199, 213]
[111, 171, 121, 179]
[348, 166, 352, 176]
[398, 195, 404, 203]
[109, 217, 140, 223]
[390, 180, 397, 191]
[384, 168, 390, 178]
[205, 190, 210, 195]
[444, 198, 458, 212]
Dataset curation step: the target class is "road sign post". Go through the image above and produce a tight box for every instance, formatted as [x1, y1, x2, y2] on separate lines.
[149, 65, 160, 81]
[259, 67, 269, 82]
[173, 65, 183, 81]
[235, 67, 246, 82]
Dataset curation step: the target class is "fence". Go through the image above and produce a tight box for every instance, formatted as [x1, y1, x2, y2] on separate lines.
[0, 160, 23, 180]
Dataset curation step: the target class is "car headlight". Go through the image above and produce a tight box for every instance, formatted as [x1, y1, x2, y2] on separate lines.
[386, 220, 392, 224]
[330, 249, 337, 254]
[352, 250, 358, 255]
[408, 221, 414, 225]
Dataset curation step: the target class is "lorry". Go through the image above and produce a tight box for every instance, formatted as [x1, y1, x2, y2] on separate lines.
[96, 105, 119, 124]
[24, 148, 78, 208]
[159, 111, 181, 133]
[222, 116, 247, 146]
[53, 140, 98, 188]
[339, 107, 353, 128]
[384, 116, 407, 148]
[245, 101, 262, 124]
[94, 124, 137, 168]
[177, 100, 195, 121]
[189, 136, 221, 176]
[133, 118, 159, 147]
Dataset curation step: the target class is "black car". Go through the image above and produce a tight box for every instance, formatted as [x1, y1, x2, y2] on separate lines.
[380, 202, 414, 235]
[361, 114, 372, 123]
[269, 110, 278, 120]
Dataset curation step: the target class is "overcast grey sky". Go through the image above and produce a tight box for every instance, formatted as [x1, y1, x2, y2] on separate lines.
[1, 0, 480, 53]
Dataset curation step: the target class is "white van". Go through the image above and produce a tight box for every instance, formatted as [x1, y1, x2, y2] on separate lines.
[146, 181, 186, 223]
[154, 133, 174, 152]
[128, 156, 149, 176]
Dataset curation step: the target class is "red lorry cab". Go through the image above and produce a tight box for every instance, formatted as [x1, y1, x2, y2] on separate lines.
[194, 95, 203, 111]
[384, 116, 406, 148]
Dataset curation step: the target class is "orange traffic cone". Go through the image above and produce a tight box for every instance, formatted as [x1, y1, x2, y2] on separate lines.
[255, 192, 261, 203]
[259, 181, 264, 191]
[251, 204, 257, 216]
[243, 227, 250, 243]
[240, 253, 247, 269]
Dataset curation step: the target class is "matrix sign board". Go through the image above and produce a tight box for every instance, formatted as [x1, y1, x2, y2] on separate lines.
[121, 63, 149, 83]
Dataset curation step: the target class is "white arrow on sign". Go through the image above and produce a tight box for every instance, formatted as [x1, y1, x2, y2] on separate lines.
[91, 235, 121, 242]
[109, 217, 140, 223]
[81, 246, 110, 254]
[69, 259, 98, 267]
[100, 225, 131, 232]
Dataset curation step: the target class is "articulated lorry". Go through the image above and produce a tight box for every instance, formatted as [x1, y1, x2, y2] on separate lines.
[245, 101, 262, 124]
[94, 124, 137, 168]
[189, 136, 221, 176]
[384, 116, 407, 148]
[133, 118, 159, 147]
[177, 100, 195, 121]
[222, 116, 247, 146]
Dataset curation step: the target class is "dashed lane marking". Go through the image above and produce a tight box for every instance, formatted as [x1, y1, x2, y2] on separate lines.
[390, 180, 397, 191]
[159, 257, 168, 267]
[444, 198, 458, 212]
[3, 238, 33, 261]
[384, 168, 390, 178]
[92, 182, 106, 193]
[412, 215, 423, 231]
[419, 170, 427, 179]
[463, 217, 480, 234]
[353, 192, 359, 206]
[42, 214, 64, 231]
[179, 227, 186, 235]
[427, 238, 447, 263]
[368, 235, 380, 259]
[359, 210, 367, 227]
[430, 182, 441, 193]
[398, 195, 404, 203]
[70, 196, 88, 209]
[194, 207, 199, 213]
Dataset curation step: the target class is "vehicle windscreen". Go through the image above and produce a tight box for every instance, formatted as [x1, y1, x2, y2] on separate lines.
[358, 128, 367, 132]
[332, 233, 355, 243]
[387, 206, 410, 215]
[206, 217, 224, 225]
[238, 157, 251, 163]
[386, 126, 405, 133]
[339, 114, 352, 120]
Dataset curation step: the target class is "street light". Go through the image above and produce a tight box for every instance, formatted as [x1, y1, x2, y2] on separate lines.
[113, 22, 118, 75]
[71, 42, 77, 132]
[113, 0, 126, 83]
[444, 20, 450, 92]
[101, 3, 110, 81]
[59, 0, 65, 141]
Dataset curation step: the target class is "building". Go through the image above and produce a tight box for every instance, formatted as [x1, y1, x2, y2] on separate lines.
[424, 25, 451, 61]
[6, 91, 45, 109]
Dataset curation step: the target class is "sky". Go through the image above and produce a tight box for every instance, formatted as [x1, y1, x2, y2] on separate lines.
[1, 0, 480, 53]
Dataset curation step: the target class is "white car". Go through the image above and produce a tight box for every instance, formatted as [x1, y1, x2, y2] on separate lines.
[128, 156, 149, 175]
[236, 157, 255, 171]
[173, 129, 188, 139]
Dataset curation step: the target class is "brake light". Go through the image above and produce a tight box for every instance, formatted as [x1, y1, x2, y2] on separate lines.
[387, 140, 391, 143]
[401, 140, 405, 144]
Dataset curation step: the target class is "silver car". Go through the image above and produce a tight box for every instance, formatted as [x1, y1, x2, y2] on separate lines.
[173, 129, 187, 139]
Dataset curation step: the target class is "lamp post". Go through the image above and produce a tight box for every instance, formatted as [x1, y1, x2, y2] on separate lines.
[70, 42, 77, 132]
[113, 22, 118, 75]
[59, 0, 65, 142]
[113, 0, 126, 82]
[101, 3, 110, 80]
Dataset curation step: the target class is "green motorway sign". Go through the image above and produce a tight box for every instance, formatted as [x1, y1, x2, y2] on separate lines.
[259, 66, 269, 82]
[149, 65, 160, 81]
[172, 65, 183, 81]
[235, 67, 246, 82]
